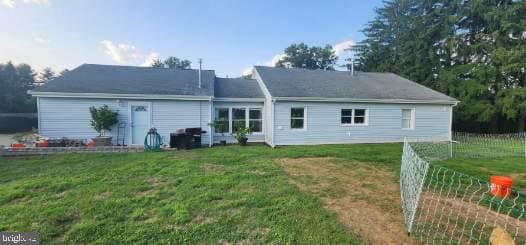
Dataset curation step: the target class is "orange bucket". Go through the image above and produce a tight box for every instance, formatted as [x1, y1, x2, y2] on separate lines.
[490, 176, 513, 198]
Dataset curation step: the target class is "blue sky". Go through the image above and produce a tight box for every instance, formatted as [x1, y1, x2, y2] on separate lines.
[1, 0, 383, 77]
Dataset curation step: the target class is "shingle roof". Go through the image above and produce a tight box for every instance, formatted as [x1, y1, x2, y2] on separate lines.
[214, 77, 264, 98]
[254, 66, 457, 102]
[33, 64, 215, 96]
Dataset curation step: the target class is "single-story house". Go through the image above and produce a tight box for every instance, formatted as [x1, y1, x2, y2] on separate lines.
[30, 64, 458, 147]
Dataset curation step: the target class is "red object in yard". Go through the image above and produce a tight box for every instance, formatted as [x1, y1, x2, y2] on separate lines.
[490, 176, 513, 198]
[87, 140, 96, 148]
[10, 143, 25, 148]
[36, 140, 48, 147]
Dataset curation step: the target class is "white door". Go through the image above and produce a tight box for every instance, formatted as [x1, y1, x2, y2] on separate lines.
[130, 104, 151, 145]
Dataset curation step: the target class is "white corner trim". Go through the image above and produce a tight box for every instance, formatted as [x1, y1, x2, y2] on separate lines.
[29, 91, 213, 101]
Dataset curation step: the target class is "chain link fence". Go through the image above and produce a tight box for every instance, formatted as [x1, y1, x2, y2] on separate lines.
[401, 133, 526, 244]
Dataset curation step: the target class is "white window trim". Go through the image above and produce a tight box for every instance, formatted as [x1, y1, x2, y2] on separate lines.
[290, 106, 307, 131]
[401, 108, 416, 130]
[248, 107, 264, 135]
[341, 108, 369, 126]
[213, 106, 264, 135]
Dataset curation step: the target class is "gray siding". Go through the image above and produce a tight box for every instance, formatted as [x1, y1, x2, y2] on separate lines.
[212, 101, 265, 144]
[38, 97, 210, 145]
[273, 102, 451, 145]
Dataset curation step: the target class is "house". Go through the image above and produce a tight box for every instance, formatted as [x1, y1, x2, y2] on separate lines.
[30, 64, 458, 147]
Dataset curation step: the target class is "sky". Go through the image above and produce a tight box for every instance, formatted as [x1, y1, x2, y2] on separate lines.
[1, 0, 384, 77]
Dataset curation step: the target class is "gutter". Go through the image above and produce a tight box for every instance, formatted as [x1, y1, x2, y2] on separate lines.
[273, 96, 459, 105]
[213, 97, 265, 102]
[29, 91, 213, 101]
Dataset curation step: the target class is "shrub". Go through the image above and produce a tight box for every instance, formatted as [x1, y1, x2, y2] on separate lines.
[89, 105, 118, 136]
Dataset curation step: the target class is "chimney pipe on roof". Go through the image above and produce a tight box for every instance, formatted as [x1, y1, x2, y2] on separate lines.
[198, 58, 202, 89]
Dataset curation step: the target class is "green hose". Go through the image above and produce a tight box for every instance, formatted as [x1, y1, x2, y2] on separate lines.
[144, 128, 162, 152]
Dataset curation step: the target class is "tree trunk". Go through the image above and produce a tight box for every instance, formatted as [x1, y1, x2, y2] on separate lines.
[518, 112, 526, 132]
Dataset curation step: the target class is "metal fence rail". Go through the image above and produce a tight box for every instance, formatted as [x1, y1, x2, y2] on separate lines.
[401, 134, 526, 244]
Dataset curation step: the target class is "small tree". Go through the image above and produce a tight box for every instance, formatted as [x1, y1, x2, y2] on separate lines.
[89, 105, 118, 136]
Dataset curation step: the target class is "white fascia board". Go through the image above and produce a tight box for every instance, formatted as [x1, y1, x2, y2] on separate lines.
[29, 91, 213, 101]
[273, 96, 459, 105]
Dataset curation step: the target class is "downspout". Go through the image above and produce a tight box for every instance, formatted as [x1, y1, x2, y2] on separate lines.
[271, 98, 276, 148]
[36, 96, 41, 135]
[209, 98, 213, 147]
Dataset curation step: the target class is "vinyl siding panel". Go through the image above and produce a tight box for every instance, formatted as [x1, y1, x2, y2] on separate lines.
[273, 102, 451, 145]
[38, 97, 210, 145]
[212, 102, 265, 144]
[39, 97, 126, 144]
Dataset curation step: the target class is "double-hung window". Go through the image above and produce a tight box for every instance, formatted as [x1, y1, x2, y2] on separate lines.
[402, 109, 415, 129]
[341, 109, 368, 126]
[232, 108, 246, 133]
[249, 108, 263, 133]
[214, 108, 229, 134]
[290, 107, 305, 129]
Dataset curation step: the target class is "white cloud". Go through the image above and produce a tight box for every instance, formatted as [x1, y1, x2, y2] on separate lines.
[1, 0, 48, 8]
[241, 67, 253, 76]
[332, 40, 355, 56]
[141, 52, 160, 67]
[100, 40, 142, 63]
[264, 53, 286, 67]
[100, 40, 161, 67]
[33, 33, 47, 44]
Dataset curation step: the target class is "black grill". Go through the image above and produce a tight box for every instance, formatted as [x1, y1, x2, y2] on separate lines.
[169, 128, 206, 149]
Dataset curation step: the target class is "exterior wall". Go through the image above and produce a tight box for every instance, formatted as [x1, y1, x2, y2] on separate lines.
[251, 70, 275, 146]
[38, 97, 211, 145]
[212, 101, 265, 144]
[272, 101, 452, 145]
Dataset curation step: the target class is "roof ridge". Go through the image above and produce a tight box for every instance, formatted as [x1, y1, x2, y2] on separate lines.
[81, 63, 215, 71]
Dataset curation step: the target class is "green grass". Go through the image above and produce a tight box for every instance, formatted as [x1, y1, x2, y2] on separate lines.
[435, 156, 526, 190]
[0, 144, 401, 244]
[1, 143, 524, 244]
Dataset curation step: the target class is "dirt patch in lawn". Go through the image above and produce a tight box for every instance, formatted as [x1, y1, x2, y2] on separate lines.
[276, 157, 416, 244]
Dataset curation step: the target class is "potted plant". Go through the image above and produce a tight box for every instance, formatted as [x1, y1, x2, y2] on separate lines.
[209, 120, 229, 146]
[234, 127, 251, 146]
[89, 105, 119, 146]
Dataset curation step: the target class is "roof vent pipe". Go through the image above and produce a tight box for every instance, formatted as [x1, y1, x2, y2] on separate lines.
[351, 57, 354, 76]
[198, 58, 202, 89]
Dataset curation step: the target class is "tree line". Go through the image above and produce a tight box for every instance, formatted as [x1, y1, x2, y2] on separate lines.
[0, 62, 66, 113]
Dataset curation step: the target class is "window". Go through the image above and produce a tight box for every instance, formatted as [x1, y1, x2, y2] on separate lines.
[291, 107, 305, 129]
[232, 108, 246, 133]
[214, 108, 229, 133]
[249, 108, 263, 133]
[354, 109, 367, 124]
[341, 109, 353, 124]
[214, 107, 264, 135]
[341, 109, 368, 125]
[402, 109, 414, 129]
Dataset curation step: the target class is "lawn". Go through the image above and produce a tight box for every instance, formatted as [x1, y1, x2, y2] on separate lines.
[0, 144, 401, 244]
[0, 143, 524, 244]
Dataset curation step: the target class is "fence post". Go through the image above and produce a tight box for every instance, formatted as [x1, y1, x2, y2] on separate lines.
[449, 139, 453, 159]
